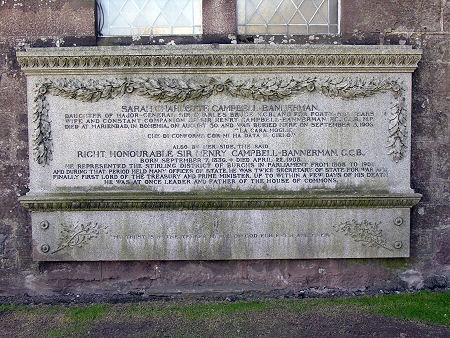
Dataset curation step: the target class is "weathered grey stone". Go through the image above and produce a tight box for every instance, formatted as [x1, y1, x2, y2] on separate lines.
[0, 0, 95, 37]
[340, 0, 443, 34]
[423, 275, 448, 289]
[203, 0, 237, 36]
[399, 269, 424, 289]
[32, 208, 411, 261]
[0, 234, 7, 255]
[17, 45, 421, 261]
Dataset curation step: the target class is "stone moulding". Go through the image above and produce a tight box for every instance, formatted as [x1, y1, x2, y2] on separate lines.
[20, 193, 422, 211]
[32, 76, 408, 166]
[17, 45, 422, 74]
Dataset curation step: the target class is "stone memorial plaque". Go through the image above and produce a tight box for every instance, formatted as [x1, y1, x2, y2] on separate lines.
[18, 45, 422, 261]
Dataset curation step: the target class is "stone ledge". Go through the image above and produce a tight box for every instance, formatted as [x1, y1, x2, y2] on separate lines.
[20, 192, 422, 211]
[17, 45, 422, 74]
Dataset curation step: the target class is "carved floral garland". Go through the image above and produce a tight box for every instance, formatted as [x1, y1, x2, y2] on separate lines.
[51, 222, 108, 254]
[333, 219, 393, 251]
[33, 77, 407, 166]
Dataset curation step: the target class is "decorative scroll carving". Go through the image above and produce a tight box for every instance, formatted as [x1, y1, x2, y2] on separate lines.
[33, 76, 407, 166]
[20, 194, 422, 211]
[18, 53, 422, 72]
[333, 219, 393, 251]
[51, 222, 108, 254]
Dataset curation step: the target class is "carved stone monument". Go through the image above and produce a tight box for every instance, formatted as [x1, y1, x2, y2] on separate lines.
[17, 45, 422, 260]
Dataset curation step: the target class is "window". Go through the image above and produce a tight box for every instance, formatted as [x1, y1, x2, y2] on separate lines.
[97, 0, 202, 36]
[96, 0, 339, 37]
[237, 0, 339, 35]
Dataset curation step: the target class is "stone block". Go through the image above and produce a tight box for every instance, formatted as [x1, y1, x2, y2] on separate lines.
[328, 260, 388, 289]
[341, 0, 442, 33]
[413, 62, 449, 99]
[0, 0, 95, 37]
[420, 34, 450, 64]
[444, 1, 450, 32]
[0, 233, 7, 255]
[101, 262, 161, 281]
[16, 148, 29, 162]
[411, 204, 450, 230]
[411, 140, 433, 186]
[411, 111, 448, 141]
[244, 261, 292, 286]
[151, 261, 243, 289]
[413, 179, 449, 205]
[340, 32, 382, 46]
[0, 45, 7, 70]
[410, 228, 434, 256]
[0, 110, 14, 142]
[435, 228, 450, 265]
[0, 72, 27, 114]
[203, 0, 237, 36]
[398, 269, 424, 289]
[433, 143, 449, 180]
[39, 261, 102, 282]
[423, 274, 448, 289]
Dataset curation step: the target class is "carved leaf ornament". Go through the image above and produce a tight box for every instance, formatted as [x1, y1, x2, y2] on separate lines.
[51, 222, 108, 254]
[33, 77, 407, 166]
[333, 219, 393, 252]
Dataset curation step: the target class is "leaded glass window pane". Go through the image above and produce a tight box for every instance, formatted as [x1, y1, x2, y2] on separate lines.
[237, 0, 339, 35]
[98, 0, 202, 36]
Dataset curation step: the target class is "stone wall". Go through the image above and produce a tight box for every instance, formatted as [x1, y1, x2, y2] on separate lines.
[0, 0, 448, 296]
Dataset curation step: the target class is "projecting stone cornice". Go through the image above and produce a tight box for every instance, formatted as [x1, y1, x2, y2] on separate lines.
[20, 192, 422, 211]
[17, 45, 422, 74]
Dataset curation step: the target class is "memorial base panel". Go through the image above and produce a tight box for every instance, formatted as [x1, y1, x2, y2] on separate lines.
[32, 208, 410, 261]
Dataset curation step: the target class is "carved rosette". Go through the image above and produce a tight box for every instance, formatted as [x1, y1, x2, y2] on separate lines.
[32, 76, 408, 166]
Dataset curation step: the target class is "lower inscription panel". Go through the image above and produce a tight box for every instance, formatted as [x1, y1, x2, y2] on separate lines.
[33, 208, 409, 261]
